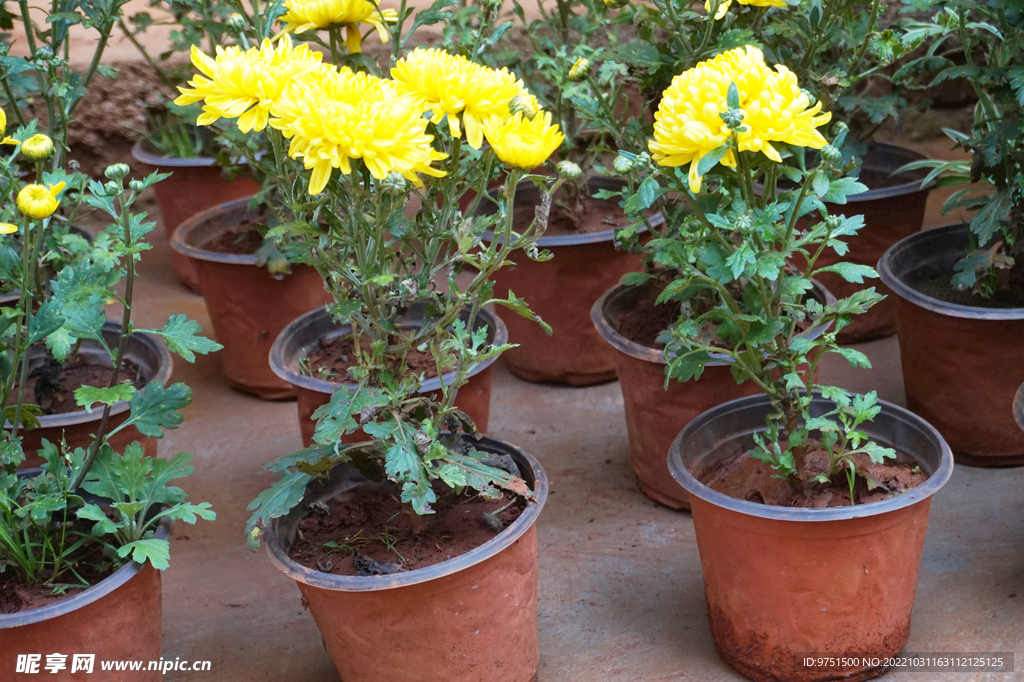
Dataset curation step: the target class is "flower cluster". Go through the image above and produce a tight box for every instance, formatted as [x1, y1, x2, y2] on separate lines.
[279, 0, 398, 53]
[174, 38, 325, 133]
[391, 48, 533, 151]
[179, 41, 564, 194]
[271, 68, 446, 193]
[649, 46, 831, 192]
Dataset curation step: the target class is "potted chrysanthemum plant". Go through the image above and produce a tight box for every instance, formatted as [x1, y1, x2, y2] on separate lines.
[174, 2, 566, 679]
[0, 113, 218, 675]
[877, 0, 1024, 466]
[598, 45, 954, 681]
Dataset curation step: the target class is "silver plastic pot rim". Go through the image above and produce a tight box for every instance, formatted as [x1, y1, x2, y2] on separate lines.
[131, 139, 217, 169]
[878, 223, 1024, 321]
[1014, 382, 1024, 433]
[667, 392, 955, 523]
[263, 435, 548, 592]
[0, 515, 172, 629]
[590, 279, 837, 367]
[168, 195, 270, 268]
[268, 305, 508, 395]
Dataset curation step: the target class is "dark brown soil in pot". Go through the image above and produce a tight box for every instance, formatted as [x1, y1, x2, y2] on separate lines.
[9, 326, 171, 469]
[592, 281, 834, 510]
[271, 305, 506, 447]
[879, 224, 1024, 465]
[132, 140, 259, 293]
[290, 484, 524, 575]
[9, 357, 142, 416]
[668, 394, 954, 682]
[264, 436, 547, 682]
[170, 197, 330, 400]
[481, 178, 650, 385]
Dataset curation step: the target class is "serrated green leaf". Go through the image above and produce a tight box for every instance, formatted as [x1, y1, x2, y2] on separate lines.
[140, 314, 222, 363]
[74, 384, 137, 414]
[117, 538, 171, 570]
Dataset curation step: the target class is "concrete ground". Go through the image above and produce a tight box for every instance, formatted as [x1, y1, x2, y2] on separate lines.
[103, 133, 1021, 682]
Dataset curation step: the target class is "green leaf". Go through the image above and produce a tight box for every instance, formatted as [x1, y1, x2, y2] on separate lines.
[832, 347, 872, 369]
[696, 145, 731, 177]
[154, 502, 215, 525]
[311, 384, 388, 445]
[117, 538, 171, 570]
[813, 263, 877, 284]
[245, 471, 312, 550]
[77, 502, 117, 534]
[140, 314, 222, 363]
[27, 300, 64, 345]
[120, 382, 192, 437]
[74, 384, 137, 414]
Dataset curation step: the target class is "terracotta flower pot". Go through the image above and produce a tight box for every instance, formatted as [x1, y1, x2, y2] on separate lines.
[591, 281, 835, 510]
[879, 223, 1024, 465]
[0, 518, 171, 681]
[269, 304, 507, 447]
[668, 394, 954, 682]
[800, 143, 931, 344]
[132, 140, 259, 293]
[170, 197, 330, 400]
[13, 323, 172, 469]
[481, 178, 656, 386]
[263, 435, 548, 682]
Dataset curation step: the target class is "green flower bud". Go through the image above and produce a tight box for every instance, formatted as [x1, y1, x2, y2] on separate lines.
[104, 181, 120, 195]
[382, 171, 408, 194]
[227, 12, 246, 28]
[21, 134, 54, 162]
[603, 0, 628, 9]
[568, 58, 592, 82]
[129, 179, 145, 193]
[719, 108, 746, 130]
[820, 145, 842, 163]
[104, 163, 131, 181]
[557, 160, 583, 179]
[612, 154, 635, 174]
[800, 88, 816, 107]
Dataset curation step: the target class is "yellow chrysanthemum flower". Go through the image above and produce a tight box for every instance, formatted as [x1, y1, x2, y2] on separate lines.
[0, 223, 18, 234]
[270, 68, 446, 194]
[391, 48, 528, 150]
[649, 46, 831, 193]
[0, 108, 5, 138]
[279, 0, 398, 53]
[174, 37, 325, 133]
[704, 0, 787, 20]
[17, 182, 65, 220]
[484, 111, 564, 170]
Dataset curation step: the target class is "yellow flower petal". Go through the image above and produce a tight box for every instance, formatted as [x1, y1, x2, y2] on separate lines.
[0, 222, 18, 234]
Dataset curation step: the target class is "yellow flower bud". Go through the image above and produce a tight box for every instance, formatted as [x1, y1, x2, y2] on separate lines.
[21, 134, 54, 162]
[0, 222, 18, 234]
[17, 182, 66, 220]
[568, 58, 591, 82]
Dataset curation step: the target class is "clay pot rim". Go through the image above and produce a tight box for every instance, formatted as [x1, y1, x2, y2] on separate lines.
[131, 138, 217, 169]
[263, 434, 548, 592]
[667, 392, 955, 522]
[842, 142, 933, 202]
[170, 195, 263, 266]
[590, 279, 836, 367]
[269, 304, 508, 395]
[878, 223, 1024, 320]
[478, 176, 664, 247]
[1014, 382, 1024, 433]
[0, 512, 171, 629]
[13, 322, 173, 429]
